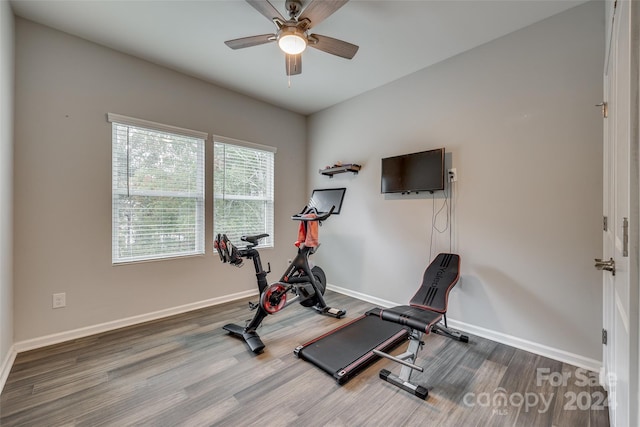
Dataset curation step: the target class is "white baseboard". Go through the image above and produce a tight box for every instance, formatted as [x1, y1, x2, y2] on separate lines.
[327, 284, 400, 308]
[327, 284, 602, 373]
[13, 289, 258, 354]
[444, 318, 601, 373]
[0, 344, 17, 395]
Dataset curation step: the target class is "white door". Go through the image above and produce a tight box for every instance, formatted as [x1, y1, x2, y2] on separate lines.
[601, 1, 638, 426]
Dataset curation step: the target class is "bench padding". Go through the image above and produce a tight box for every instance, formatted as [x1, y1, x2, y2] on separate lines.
[409, 253, 460, 313]
[379, 305, 442, 333]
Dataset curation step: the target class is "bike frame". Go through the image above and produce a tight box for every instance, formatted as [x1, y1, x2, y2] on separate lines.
[241, 243, 325, 332]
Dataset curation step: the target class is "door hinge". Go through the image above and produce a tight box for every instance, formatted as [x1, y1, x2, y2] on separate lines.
[596, 102, 608, 118]
[602, 328, 608, 345]
[595, 257, 615, 275]
[623, 217, 629, 257]
[603, 216, 608, 231]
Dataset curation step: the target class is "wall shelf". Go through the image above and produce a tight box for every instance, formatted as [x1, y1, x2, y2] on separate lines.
[320, 164, 361, 178]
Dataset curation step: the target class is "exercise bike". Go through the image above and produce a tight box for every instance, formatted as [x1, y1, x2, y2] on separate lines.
[214, 205, 346, 353]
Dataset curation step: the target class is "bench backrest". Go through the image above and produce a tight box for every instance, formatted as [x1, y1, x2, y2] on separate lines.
[409, 253, 460, 314]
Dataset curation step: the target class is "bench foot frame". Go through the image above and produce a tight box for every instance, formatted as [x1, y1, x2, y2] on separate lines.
[375, 324, 469, 400]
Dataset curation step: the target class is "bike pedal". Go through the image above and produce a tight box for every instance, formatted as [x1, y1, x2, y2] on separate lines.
[248, 301, 258, 311]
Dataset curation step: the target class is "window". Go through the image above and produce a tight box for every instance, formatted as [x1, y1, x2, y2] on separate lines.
[109, 113, 206, 263]
[214, 137, 275, 248]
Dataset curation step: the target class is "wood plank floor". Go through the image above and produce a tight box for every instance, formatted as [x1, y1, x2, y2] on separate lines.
[0, 291, 610, 426]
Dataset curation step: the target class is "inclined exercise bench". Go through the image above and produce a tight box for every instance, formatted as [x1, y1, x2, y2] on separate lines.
[295, 253, 468, 399]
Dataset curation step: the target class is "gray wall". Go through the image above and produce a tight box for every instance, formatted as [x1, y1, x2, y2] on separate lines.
[13, 19, 307, 342]
[0, 0, 15, 380]
[308, 1, 604, 361]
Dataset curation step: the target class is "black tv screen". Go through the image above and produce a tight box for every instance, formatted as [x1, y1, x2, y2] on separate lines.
[381, 148, 445, 194]
[309, 188, 346, 214]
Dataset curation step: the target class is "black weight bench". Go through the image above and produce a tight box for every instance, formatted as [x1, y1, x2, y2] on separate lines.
[295, 253, 468, 399]
[374, 253, 468, 399]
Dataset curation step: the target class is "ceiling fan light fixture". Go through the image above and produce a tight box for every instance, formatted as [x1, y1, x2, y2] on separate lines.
[278, 30, 307, 55]
[225, 0, 359, 76]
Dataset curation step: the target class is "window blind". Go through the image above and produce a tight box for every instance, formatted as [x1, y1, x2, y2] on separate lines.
[110, 114, 206, 263]
[214, 139, 275, 247]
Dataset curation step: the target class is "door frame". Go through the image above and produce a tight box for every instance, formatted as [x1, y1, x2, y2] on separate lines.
[602, 1, 639, 426]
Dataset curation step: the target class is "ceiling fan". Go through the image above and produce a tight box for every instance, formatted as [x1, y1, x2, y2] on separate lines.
[224, 0, 359, 76]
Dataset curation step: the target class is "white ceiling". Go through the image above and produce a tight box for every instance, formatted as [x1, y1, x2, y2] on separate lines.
[10, 0, 586, 115]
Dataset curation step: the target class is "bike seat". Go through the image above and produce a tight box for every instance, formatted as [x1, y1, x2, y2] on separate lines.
[241, 234, 269, 245]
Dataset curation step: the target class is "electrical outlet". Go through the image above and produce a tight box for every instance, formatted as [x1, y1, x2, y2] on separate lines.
[52, 292, 66, 309]
[448, 168, 458, 182]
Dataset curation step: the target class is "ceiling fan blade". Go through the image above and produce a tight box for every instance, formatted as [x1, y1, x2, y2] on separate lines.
[309, 34, 359, 59]
[299, 0, 349, 29]
[285, 54, 302, 76]
[225, 34, 275, 50]
[246, 0, 286, 23]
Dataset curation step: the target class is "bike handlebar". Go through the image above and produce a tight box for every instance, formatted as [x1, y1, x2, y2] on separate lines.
[291, 205, 335, 222]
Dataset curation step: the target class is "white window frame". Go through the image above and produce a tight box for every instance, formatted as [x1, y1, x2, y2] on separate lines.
[109, 113, 207, 264]
[213, 135, 276, 248]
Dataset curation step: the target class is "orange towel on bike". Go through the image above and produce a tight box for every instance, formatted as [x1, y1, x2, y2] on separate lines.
[295, 214, 319, 247]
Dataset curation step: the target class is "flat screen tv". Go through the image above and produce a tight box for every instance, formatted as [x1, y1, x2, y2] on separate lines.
[309, 188, 346, 214]
[381, 148, 445, 194]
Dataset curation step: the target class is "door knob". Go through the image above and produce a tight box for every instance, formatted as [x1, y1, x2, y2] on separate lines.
[594, 257, 615, 275]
